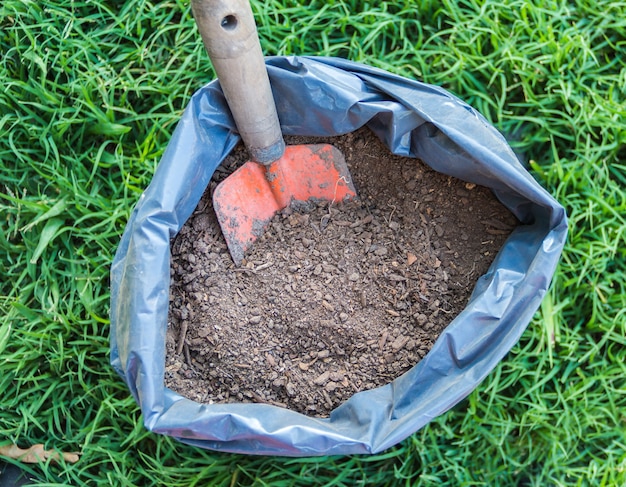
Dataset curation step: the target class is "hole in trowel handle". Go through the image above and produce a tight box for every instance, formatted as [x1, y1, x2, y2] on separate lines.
[221, 15, 238, 31]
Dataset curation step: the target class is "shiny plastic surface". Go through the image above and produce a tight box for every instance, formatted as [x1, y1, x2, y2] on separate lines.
[110, 56, 567, 456]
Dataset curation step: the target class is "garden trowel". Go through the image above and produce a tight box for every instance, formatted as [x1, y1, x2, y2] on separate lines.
[191, 0, 357, 265]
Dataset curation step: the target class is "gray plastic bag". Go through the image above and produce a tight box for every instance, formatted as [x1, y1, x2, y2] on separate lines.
[110, 56, 567, 456]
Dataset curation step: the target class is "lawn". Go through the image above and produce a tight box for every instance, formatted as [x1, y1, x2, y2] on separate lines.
[1, 0, 625, 485]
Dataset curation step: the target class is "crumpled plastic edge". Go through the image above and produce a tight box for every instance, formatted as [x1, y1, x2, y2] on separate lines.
[110, 56, 567, 456]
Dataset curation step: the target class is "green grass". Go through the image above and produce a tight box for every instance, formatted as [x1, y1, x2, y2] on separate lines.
[1, 0, 625, 485]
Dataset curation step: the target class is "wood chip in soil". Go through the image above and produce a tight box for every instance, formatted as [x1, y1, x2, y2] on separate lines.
[165, 127, 518, 417]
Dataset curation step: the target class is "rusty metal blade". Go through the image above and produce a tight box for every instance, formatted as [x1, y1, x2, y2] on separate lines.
[213, 144, 356, 265]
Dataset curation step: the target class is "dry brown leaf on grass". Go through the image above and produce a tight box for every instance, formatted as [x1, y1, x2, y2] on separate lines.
[0, 443, 79, 464]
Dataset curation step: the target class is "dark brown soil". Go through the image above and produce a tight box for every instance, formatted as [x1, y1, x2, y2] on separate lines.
[165, 127, 518, 417]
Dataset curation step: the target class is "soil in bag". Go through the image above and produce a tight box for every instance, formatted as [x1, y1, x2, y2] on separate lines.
[165, 127, 518, 417]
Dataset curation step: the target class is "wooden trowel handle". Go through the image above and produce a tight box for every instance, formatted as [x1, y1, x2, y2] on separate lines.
[191, 0, 285, 164]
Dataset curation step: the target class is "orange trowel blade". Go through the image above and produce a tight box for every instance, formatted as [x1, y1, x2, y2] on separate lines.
[213, 143, 357, 265]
